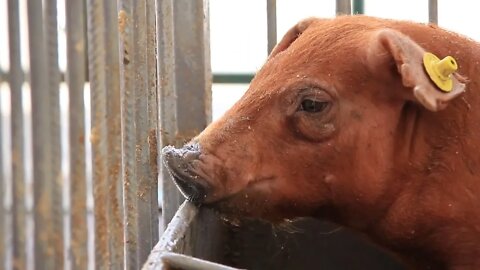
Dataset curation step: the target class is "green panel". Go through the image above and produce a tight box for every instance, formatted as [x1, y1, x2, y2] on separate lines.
[353, 0, 364, 14]
[213, 73, 254, 84]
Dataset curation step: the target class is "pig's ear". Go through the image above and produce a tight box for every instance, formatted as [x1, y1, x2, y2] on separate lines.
[268, 18, 318, 59]
[366, 29, 466, 111]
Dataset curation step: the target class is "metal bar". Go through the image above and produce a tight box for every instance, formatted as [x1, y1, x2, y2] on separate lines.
[267, 0, 277, 54]
[156, 0, 178, 230]
[118, 0, 139, 268]
[65, 0, 88, 268]
[429, 0, 438, 24]
[86, 0, 125, 268]
[0, 85, 9, 270]
[26, 0, 55, 268]
[44, 1, 64, 268]
[157, 0, 212, 229]
[85, 0, 109, 268]
[146, 0, 160, 248]
[0, 70, 6, 83]
[103, 1, 125, 268]
[119, 0, 158, 265]
[0, 87, 4, 270]
[353, 0, 364, 14]
[336, 0, 351, 15]
[143, 202, 198, 269]
[160, 252, 243, 270]
[130, 0, 159, 266]
[7, 0, 26, 268]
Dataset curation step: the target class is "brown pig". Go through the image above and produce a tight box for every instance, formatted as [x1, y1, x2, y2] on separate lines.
[162, 15, 480, 269]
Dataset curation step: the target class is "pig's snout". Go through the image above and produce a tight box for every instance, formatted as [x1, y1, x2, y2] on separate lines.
[162, 144, 209, 203]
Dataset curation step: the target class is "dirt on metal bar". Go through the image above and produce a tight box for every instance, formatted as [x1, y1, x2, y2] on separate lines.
[86, 0, 110, 267]
[66, 0, 88, 268]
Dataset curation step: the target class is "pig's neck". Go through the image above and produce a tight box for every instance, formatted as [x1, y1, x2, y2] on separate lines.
[366, 102, 480, 269]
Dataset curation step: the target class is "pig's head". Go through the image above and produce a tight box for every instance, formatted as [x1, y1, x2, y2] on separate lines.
[162, 16, 466, 226]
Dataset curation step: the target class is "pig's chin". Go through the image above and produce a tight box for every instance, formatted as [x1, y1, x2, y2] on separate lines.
[203, 190, 303, 224]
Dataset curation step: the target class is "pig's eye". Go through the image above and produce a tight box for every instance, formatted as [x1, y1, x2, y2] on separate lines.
[299, 99, 329, 113]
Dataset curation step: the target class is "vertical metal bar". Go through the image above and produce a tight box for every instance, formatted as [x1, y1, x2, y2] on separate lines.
[120, 0, 159, 266]
[7, 0, 26, 268]
[86, 0, 109, 268]
[26, 0, 55, 269]
[157, 0, 212, 228]
[156, 0, 178, 230]
[1, 85, 14, 270]
[353, 0, 364, 14]
[336, 0, 352, 15]
[65, 0, 88, 268]
[266, 0, 277, 55]
[44, 0, 64, 268]
[86, 0, 124, 268]
[429, 0, 438, 24]
[146, 0, 160, 248]
[0, 93, 3, 270]
[0, 85, 7, 270]
[173, 0, 211, 140]
[118, 0, 138, 268]
[136, 0, 158, 264]
[104, 1, 125, 268]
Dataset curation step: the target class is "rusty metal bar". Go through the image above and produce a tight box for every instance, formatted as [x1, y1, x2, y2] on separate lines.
[7, 0, 27, 268]
[119, 0, 160, 266]
[429, 0, 438, 24]
[44, 0, 64, 268]
[136, 0, 159, 262]
[267, 0, 277, 54]
[86, 0, 124, 268]
[118, 0, 139, 268]
[101, 0, 129, 263]
[26, 0, 56, 268]
[156, 0, 178, 229]
[104, 0, 125, 267]
[171, 0, 211, 225]
[336, 0, 351, 15]
[156, 0, 212, 229]
[86, 0, 110, 268]
[146, 0, 160, 250]
[65, 0, 88, 268]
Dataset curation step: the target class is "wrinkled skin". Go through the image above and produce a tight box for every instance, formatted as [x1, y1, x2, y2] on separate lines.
[163, 16, 480, 269]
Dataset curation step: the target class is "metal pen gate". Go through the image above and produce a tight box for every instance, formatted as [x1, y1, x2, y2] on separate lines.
[0, 0, 440, 269]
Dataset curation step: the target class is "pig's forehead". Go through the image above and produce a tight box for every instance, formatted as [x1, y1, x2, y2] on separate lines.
[248, 22, 371, 96]
[286, 20, 371, 65]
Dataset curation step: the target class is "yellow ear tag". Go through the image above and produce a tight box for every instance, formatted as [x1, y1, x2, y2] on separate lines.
[423, 52, 458, 93]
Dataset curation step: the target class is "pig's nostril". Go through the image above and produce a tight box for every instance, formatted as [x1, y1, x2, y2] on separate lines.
[161, 145, 176, 160]
[161, 144, 208, 203]
[182, 149, 200, 162]
[162, 144, 201, 168]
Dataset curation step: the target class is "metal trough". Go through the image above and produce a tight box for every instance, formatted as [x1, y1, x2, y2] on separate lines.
[143, 202, 405, 270]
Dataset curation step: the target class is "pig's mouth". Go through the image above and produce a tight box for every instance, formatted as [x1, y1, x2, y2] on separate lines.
[169, 169, 208, 203]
